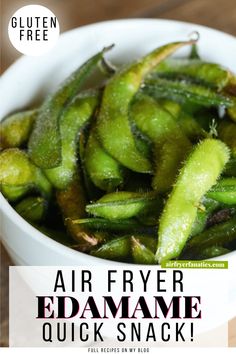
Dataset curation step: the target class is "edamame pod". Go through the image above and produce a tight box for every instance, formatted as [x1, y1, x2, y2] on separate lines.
[1, 184, 31, 202]
[45, 91, 99, 189]
[73, 217, 144, 232]
[227, 98, 236, 122]
[182, 245, 230, 260]
[130, 94, 191, 192]
[184, 216, 236, 253]
[190, 197, 220, 237]
[0, 148, 52, 199]
[159, 100, 208, 141]
[29, 47, 112, 168]
[131, 236, 155, 264]
[35, 225, 74, 247]
[86, 191, 160, 220]
[156, 139, 230, 263]
[56, 178, 103, 251]
[207, 178, 236, 205]
[154, 59, 231, 90]
[176, 111, 208, 142]
[85, 127, 125, 191]
[90, 236, 130, 260]
[96, 40, 195, 172]
[0, 109, 37, 150]
[15, 196, 47, 222]
[145, 78, 233, 108]
[218, 120, 236, 157]
[224, 158, 236, 177]
[189, 43, 200, 60]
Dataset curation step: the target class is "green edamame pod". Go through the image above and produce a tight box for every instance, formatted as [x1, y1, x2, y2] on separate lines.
[131, 236, 155, 264]
[224, 158, 236, 177]
[86, 191, 160, 220]
[15, 196, 47, 222]
[154, 59, 231, 90]
[0, 109, 37, 150]
[56, 178, 103, 251]
[184, 216, 236, 252]
[156, 139, 230, 263]
[45, 91, 99, 189]
[176, 111, 208, 142]
[158, 99, 182, 118]
[190, 197, 220, 237]
[227, 97, 236, 122]
[90, 236, 130, 261]
[0, 148, 52, 199]
[73, 217, 140, 231]
[225, 74, 236, 96]
[130, 94, 191, 192]
[85, 127, 125, 191]
[1, 184, 31, 202]
[144, 78, 233, 108]
[35, 224, 74, 247]
[182, 245, 230, 260]
[159, 100, 208, 142]
[197, 246, 230, 259]
[207, 178, 236, 205]
[189, 43, 200, 60]
[96, 40, 195, 173]
[29, 47, 112, 169]
[218, 120, 236, 157]
[135, 235, 157, 253]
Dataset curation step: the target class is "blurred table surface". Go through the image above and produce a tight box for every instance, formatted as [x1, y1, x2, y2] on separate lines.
[1, 0, 236, 347]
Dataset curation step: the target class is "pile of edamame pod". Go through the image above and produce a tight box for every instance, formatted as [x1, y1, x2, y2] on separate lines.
[1, 37, 236, 264]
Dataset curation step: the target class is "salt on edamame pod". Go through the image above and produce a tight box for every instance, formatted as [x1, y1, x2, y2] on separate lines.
[153, 59, 231, 90]
[183, 216, 236, 253]
[0, 148, 52, 199]
[0, 109, 37, 150]
[29, 47, 113, 169]
[15, 196, 47, 222]
[144, 77, 233, 108]
[96, 40, 196, 173]
[207, 178, 236, 205]
[90, 236, 130, 261]
[131, 236, 155, 264]
[156, 139, 230, 263]
[85, 127, 125, 191]
[218, 120, 236, 157]
[130, 94, 191, 192]
[56, 178, 103, 251]
[86, 191, 160, 220]
[45, 91, 99, 189]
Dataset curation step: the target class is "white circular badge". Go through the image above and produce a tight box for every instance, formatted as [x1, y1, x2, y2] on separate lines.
[8, 5, 60, 56]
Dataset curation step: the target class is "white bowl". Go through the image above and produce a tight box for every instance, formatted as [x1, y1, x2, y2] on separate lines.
[1, 19, 236, 268]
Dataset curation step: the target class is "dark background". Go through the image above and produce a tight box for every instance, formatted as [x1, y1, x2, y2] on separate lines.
[1, 0, 236, 347]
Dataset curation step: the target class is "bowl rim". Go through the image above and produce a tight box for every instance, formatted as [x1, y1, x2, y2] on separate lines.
[1, 17, 236, 266]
